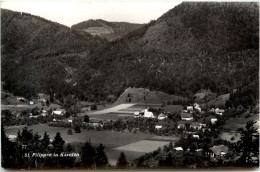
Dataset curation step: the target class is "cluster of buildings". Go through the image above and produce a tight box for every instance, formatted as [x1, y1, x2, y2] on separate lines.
[173, 144, 229, 160]
[134, 108, 168, 120]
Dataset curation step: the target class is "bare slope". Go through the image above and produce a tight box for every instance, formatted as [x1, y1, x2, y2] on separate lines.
[72, 19, 144, 41]
[115, 87, 187, 105]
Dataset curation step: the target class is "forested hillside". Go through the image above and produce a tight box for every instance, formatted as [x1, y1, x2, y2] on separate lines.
[75, 2, 258, 105]
[1, 9, 107, 100]
[1, 2, 259, 107]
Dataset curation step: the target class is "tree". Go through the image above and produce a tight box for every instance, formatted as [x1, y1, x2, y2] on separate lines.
[236, 121, 259, 166]
[74, 126, 81, 133]
[164, 152, 173, 167]
[41, 132, 50, 152]
[63, 144, 75, 167]
[1, 125, 16, 168]
[116, 152, 128, 168]
[81, 141, 96, 168]
[95, 144, 108, 168]
[84, 115, 90, 123]
[52, 132, 65, 154]
[67, 129, 73, 135]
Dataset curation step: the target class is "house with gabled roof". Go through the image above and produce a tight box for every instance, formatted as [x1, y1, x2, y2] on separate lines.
[208, 145, 229, 159]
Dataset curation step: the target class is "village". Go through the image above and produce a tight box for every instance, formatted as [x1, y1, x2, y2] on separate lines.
[3, 89, 241, 166]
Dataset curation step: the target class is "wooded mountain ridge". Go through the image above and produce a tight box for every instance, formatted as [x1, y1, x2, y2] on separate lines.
[1, 2, 259, 107]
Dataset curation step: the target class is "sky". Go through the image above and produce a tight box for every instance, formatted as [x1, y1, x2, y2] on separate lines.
[0, 0, 182, 27]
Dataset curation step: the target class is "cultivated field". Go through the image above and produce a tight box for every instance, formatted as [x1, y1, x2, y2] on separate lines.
[4, 124, 155, 148]
[114, 140, 170, 153]
[86, 103, 136, 115]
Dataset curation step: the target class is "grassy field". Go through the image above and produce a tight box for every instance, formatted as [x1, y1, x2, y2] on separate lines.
[219, 113, 259, 142]
[222, 113, 259, 131]
[4, 124, 158, 165]
[85, 103, 136, 115]
[163, 105, 183, 113]
[1, 102, 61, 111]
[114, 140, 170, 153]
[4, 124, 155, 149]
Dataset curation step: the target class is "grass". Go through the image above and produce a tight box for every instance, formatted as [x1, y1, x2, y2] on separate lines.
[163, 105, 183, 113]
[114, 140, 170, 153]
[4, 124, 155, 149]
[222, 113, 259, 131]
[219, 112, 259, 142]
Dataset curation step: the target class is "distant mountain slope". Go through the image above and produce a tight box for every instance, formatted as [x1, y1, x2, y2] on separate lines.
[1, 9, 105, 58]
[71, 19, 144, 41]
[1, 9, 107, 98]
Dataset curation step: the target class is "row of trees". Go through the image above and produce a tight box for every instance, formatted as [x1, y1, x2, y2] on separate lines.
[1, 126, 129, 169]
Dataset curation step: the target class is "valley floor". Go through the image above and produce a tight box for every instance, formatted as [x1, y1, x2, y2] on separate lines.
[4, 124, 179, 165]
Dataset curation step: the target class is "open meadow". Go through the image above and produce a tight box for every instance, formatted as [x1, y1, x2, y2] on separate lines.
[4, 124, 155, 148]
[219, 113, 259, 142]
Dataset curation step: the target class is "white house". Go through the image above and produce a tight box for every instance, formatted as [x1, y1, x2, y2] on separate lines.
[134, 111, 141, 118]
[181, 112, 193, 121]
[187, 106, 193, 112]
[155, 125, 163, 130]
[215, 108, 225, 115]
[194, 103, 201, 112]
[174, 147, 183, 151]
[8, 135, 17, 142]
[211, 118, 218, 124]
[29, 101, 34, 105]
[158, 113, 167, 120]
[192, 135, 200, 139]
[144, 109, 155, 118]
[41, 110, 47, 116]
[52, 110, 66, 116]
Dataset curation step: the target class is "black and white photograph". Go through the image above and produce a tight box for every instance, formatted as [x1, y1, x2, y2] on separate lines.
[0, 0, 259, 170]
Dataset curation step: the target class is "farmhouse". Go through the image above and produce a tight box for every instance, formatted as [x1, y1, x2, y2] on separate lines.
[181, 112, 193, 121]
[192, 135, 200, 139]
[52, 110, 66, 116]
[41, 110, 47, 116]
[158, 113, 167, 120]
[174, 147, 183, 151]
[8, 135, 17, 142]
[134, 111, 141, 118]
[53, 118, 61, 122]
[88, 119, 103, 128]
[187, 106, 193, 112]
[193, 103, 201, 112]
[63, 116, 73, 123]
[17, 97, 27, 102]
[208, 145, 229, 158]
[215, 108, 225, 115]
[155, 125, 163, 130]
[144, 109, 155, 118]
[177, 121, 189, 129]
[134, 108, 155, 118]
[211, 118, 218, 124]
[190, 122, 202, 130]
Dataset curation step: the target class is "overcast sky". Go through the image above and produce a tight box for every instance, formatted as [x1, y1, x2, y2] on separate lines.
[0, 1, 182, 27]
